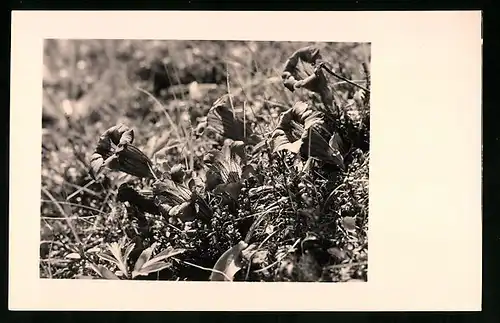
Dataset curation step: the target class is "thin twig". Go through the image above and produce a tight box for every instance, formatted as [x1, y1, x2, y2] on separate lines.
[40, 173, 100, 197]
[65, 179, 96, 201]
[41, 199, 107, 215]
[41, 215, 97, 220]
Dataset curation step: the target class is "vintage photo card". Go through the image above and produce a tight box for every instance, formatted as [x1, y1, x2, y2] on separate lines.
[9, 11, 482, 311]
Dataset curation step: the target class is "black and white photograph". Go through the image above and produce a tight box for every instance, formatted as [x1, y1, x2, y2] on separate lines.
[9, 11, 482, 311]
[40, 39, 371, 282]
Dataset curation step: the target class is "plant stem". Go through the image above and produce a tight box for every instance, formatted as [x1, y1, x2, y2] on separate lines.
[318, 62, 371, 93]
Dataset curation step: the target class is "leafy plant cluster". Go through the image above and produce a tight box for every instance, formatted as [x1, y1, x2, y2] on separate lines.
[40, 40, 370, 282]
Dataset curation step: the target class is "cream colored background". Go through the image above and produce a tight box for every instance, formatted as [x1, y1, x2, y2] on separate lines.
[10, 11, 482, 311]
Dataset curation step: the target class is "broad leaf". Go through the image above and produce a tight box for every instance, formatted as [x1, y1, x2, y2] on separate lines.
[215, 182, 244, 201]
[153, 247, 187, 262]
[152, 180, 192, 206]
[300, 126, 345, 170]
[205, 169, 223, 191]
[281, 139, 303, 154]
[142, 247, 187, 269]
[210, 241, 249, 281]
[205, 94, 251, 142]
[132, 261, 173, 279]
[106, 242, 128, 276]
[131, 246, 186, 279]
[97, 252, 121, 267]
[270, 130, 292, 152]
[281, 47, 333, 108]
[133, 242, 157, 273]
[86, 247, 100, 253]
[75, 275, 95, 280]
[123, 242, 136, 265]
[168, 201, 196, 221]
[98, 266, 120, 280]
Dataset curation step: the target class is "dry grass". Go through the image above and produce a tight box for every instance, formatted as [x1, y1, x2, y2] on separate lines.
[40, 40, 370, 282]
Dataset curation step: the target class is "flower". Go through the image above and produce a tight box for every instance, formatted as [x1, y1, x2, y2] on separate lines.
[89, 124, 155, 179]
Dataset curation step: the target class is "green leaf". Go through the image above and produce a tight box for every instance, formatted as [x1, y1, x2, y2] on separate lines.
[205, 169, 223, 191]
[106, 242, 128, 276]
[65, 252, 81, 260]
[292, 101, 309, 118]
[153, 247, 187, 262]
[123, 242, 136, 265]
[97, 252, 121, 267]
[204, 94, 255, 144]
[75, 275, 95, 280]
[215, 182, 243, 201]
[141, 247, 186, 269]
[98, 266, 120, 280]
[209, 96, 243, 139]
[88, 262, 103, 277]
[299, 126, 345, 170]
[107, 242, 122, 262]
[270, 130, 291, 153]
[132, 261, 173, 279]
[281, 139, 303, 154]
[168, 201, 196, 221]
[86, 246, 100, 253]
[152, 180, 192, 205]
[133, 243, 157, 273]
[210, 241, 249, 281]
[131, 246, 185, 279]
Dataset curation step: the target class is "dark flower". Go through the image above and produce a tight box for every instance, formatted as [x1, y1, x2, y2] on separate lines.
[90, 124, 155, 179]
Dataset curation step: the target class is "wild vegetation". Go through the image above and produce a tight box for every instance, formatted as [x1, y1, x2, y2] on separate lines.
[41, 40, 370, 282]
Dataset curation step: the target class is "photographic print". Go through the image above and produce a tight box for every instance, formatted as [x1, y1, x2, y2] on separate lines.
[40, 39, 371, 282]
[8, 10, 482, 311]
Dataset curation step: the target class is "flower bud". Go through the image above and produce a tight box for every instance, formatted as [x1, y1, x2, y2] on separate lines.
[114, 144, 155, 179]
